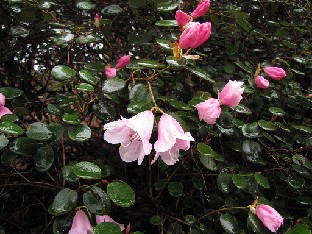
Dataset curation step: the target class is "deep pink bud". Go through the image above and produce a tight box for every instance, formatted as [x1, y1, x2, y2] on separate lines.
[191, 0, 210, 18]
[256, 205, 283, 233]
[196, 98, 221, 124]
[175, 10, 191, 27]
[94, 13, 101, 28]
[255, 75, 269, 89]
[105, 67, 117, 78]
[179, 22, 212, 49]
[115, 55, 131, 69]
[263, 67, 286, 80]
[219, 80, 244, 108]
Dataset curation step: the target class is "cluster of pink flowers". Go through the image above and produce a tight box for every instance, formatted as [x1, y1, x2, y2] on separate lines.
[69, 210, 124, 233]
[255, 204, 284, 233]
[103, 111, 194, 165]
[105, 54, 131, 78]
[0, 93, 12, 118]
[196, 80, 244, 124]
[175, 0, 212, 49]
[255, 66, 287, 89]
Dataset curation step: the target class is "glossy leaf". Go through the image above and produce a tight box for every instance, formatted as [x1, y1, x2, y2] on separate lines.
[48, 188, 77, 216]
[26, 122, 53, 141]
[219, 214, 240, 234]
[254, 173, 270, 189]
[101, 5, 124, 15]
[268, 107, 285, 116]
[107, 180, 135, 207]
[62, 113, 80, 125]
[232, 174, 247, 189]
[242, 122, 261, 138]
[79, 69, 97, 85]
[188, 66, 215, 83]
[72, 161, 102, 180]
[0, 87, 23, 99]
[155, 20, 178, 27]
[94, 222, 123, 234]
[0, 121, 23, 135]
[34, 146, 54, 172]
[102, 78, 126, 93]
[217, 173, 235, 193]
[51, 65, 76, 81]
[9, 137, 39, 156]
[83, 186, 111, 215]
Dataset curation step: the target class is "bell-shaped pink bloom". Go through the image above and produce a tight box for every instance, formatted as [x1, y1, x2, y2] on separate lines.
[263, 67, 286, 80]
[96, 215, 125, 231]
[115, 55, 131, 69]
[191, 0, 210, 18]
[255, 75, 269, 89]
[196, 98, 221, 124]
[256, 204, 283, 233]
[219, 80, 244, 108]
[0, 93, 12, 118]
[69, 210, 93, 234]
[175, 10, 191, 27]
[179, 22, 211, 49]
[104, 111, 154, 165]
[105, 67, 117, 78]
[153, 114, 194, 165]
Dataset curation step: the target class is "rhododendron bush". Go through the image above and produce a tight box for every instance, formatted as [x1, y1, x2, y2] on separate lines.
[0, 0, 311, 233]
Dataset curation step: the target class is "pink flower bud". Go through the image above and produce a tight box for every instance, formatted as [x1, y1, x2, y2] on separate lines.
[196, 98, 221, 124]
[175, 10, 191, 27]
[115, 55, 131, 69]
[69, 210, 93, 234]
[105, 67, 117, 78]
[0, 93, 12, 118]
[263, 67, 286, 80]
[256, 204, 283, 233]
[191, 0, 210, 18]
[94, 13, 101, 28]
[255, 75, 269, 89]
[219, 80, 244, 108]
[179, 22, 212, 49]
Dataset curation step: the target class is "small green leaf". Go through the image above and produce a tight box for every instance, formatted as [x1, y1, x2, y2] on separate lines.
[234, 104, 252, 115]
[94, 222, 123, 234]
[101, 4, 124, 15]
[76, 1, 96, 10]
[258, 120, 277, 131]
[200, 155, 217, 171]
[168, 182, 183, 197]
[48, 188, 77, 216]
[79, 69, 97, 85]
[26, 122, 53, 141]
[235, 61, 253, 73]
[68, 124, 91, 142]
[72, 161, 102, 180]
[83, 186, 111, 215]
[9, 137, 39, 156]
[219, 214, 240, 234]
[232, 174, 247, 189]
[0, 121, 24, 135]
[254, 172, 270, 189]
[1, 150, 18, 165]
[197, 143, 224, 161]
[286, 224, 311, 234]
[0, 134, 9, 150]
[242, 140, 263, 164]
[217, 173, 235, 193]
[102, 78, 126, 93]
[127, 100, 153, 115]
[268, 107, 285, 116]
[155, 20, 178, 27]
[136, 59, 166, 69]
[75, 83, 94, 92]
[34, 146, 54, 172]
[156, 39, 173, 50]
[107, 180, 135, 207]
[51, 65, 76, 81]
[242, 122, 261, 138]
[150, 215, 162, 225]
[83, 62, 105, 71]
[62, 113, 80, 125]
[0, 87, 23, 99]
[188, 66, 215, 83]
[157, 1, 178, 12]
[62, 165, 79, 182]
[129, 83, 151, 102]
[76, 34, 101, 44]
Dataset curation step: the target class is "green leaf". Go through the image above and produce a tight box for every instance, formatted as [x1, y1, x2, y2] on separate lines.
[286, 224, 311, 234]
[247, 212, 271, 234]
[62, 113, 80, 125]
[72, 161, 102, 180]
[79, 69, 97, 85]
[232, 174, 247, 189]
[127, 100, 153, 115]
[68, 124, 91, 142]
[83, 186, 111, 215]
[150, 215, 162, 225]
[107, 180, 135, 207]
[76, 34, 101, 44]
[287, 175, 305, 189]
[129, 83, 151, 102]
[254, 173, 270, 189]
[51, 65, 76, 81]
[136, 59, 166, 69]
[0, 134, 9, 150]
[188, 66, 215, 83]
[0, 121, 24, 135]
[76, 1, 96, 10]
[48, 188, 77, 216]
[168, 182, 183, 197]
[219, 214, 240, 234]
[292, 154, 312, 170]
[26, 122, 53, 141]
[242, 122, 261, 138]
[102, 78, 126, 93]
[48, 123, 64, 142]
[75, 83, 94, 92]
[155, 20, 178, 27]
[200, 155, 217, 171]
[83, 62, 105, 72]
[1, 150, 18, 165]
[235, 61, 253, 73]
[0, 87, 23, 99]
[242, 140, 264, 164]
[157, 1, 178, 12]
[258, 120, 277, 131]
[34, 146, 54, 172]
[62, 165, 79, 182]
[101, 5, 124, 15]
[94, 222, 123, 234]
[166, 56, 188, 67]
[9, 137, 39, 156]
[268, 107, 285, 116]
[156, 39, 173, 50]
[217, 173, 235, 193]
[234, 104, 252, 115]
[296, 196, 312, 205]
[197, 143, 224, 161]
[92, 102, 116, 122]
[47, 104, 62, 115]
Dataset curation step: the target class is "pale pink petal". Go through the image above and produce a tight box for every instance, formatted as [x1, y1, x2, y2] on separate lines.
[0, 93, 6, 106]
[157, 149, 180, 165]
[69, 210, 93, 234]
[119, 139, 144, 163]
[0, 106, 12, 118]
[219, 80, 244, 108]
[196, 98, 221, 124]
[194, 22, 212, 48]
[104, 118, 132, 144]
[95, 215, 125, 231]
[179, 22, 200, 49]
[256, 205, 283, 233]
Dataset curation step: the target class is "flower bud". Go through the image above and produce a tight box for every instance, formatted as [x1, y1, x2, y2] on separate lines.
[196, 98, 221, 124]
[191, 0, 210, 18]
[255, 75, 269, 88]
[105, 67, 117, 78]
[115, 55, 131, 69]
[256, 204, 283, 233]
[263, 66, 286, 80]
[179, 22, 211, 49]
[175, 10, 191, 27]
[219, 80, 244, 108]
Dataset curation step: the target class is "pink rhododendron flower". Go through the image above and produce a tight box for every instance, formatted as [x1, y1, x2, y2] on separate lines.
[196, 98, 221, 124]
[263, 67, 286, 80]
[0, 93, 12, 118]
[179, 22, 212, 49]
[219, 80, 244, 108]
[175, 10, 191, 27]
[153, 114, 194, 165]
[69, 210, 93, 234]
[256, 204, 284, 233]
[115, 55, 131, 69]
[104, 111, 154, 165]
[105, 67, 117, 78]
[191, 0, 210, 18]
[255, 75, 270, 89]
[96, 215, 125, 231]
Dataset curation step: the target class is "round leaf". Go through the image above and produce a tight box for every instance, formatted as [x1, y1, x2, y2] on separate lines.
[51, 65, 76, 81]
[217, 173, 235, 193]
[254, 173, 270, 189]
[94, 222, 123, 234]
[79, 69, 97, 85]
[72, 161, 102, 180]
[268, 107, 285, 116]
[242, 122, 261, 138]
[62, 113, 80, 125]
[219, 214, 240, 234]
[232, 174, 247, 189]
[107, 180, 135, 207]
[101, 5, 124, 15]
[62, 165, 79, 182]
[0, 121, 24, 135]
[9, 137, 39, 156]
[168, 182, 183, 197]
[68, 124, 91, 142]
[48, 188, 77, 216]
[258, 120, 277, 131]
[242, 140, 263, 164]
[26, 122, 53, 141]
[0, 134, 9, 150]
[102, 78, 126, 93]
[83, 186, 111, 215]
[34, 146, 54, 172]
[76, 1, 96, 10]
[75, 83, 94, 92]
[0, 87, 23, 99]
